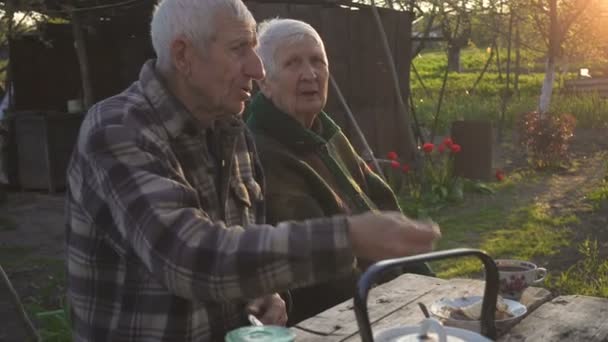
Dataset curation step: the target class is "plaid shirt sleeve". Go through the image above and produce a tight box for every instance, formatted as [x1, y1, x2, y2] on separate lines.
[81, 109, 356, 303]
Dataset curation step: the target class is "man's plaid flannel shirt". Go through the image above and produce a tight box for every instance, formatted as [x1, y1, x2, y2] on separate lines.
[65, 60, 356, 341]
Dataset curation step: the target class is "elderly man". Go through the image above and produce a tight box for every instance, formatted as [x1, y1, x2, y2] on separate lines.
[246, 19, 434, 324]
[65, 0, 441, 340]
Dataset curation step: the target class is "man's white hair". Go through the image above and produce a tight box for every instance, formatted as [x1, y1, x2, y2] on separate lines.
[257, 18, 326, 79]
[150, 0, 255, 72]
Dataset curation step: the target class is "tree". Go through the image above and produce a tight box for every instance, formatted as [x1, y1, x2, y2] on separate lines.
[438, 0, 471, 72]
[527, 0, 598, 114]
[0, 0, 48, 109]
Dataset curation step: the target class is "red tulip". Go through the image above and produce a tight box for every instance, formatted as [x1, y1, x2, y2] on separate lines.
[422, 143, 434, 153]
[402, 164, 410, 173]
[438, 143, 446, 153]
[496, 169, 505, 181]
[387, 151, 398, 160]
[450, 144, 462, 153]
[390, 160, 400, 169]
[443, 137, 454, 147]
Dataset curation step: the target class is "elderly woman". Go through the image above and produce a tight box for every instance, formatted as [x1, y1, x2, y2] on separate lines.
[246, 18, 432, 324]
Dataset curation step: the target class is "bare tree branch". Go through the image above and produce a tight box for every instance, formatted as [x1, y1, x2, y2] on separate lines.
[559, 0, 593, 41]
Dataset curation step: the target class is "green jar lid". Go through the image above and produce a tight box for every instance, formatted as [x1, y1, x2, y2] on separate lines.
[225, 326, 295, 342]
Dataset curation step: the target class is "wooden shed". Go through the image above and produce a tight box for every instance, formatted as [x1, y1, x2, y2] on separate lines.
[5, 0, 416, 190]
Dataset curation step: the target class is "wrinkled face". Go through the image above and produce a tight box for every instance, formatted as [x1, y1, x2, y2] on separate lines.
[183, 11, 264, 118]
[259, 36, 329, 125]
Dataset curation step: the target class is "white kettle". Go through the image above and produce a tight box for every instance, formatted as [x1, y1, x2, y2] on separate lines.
[374, 318, 493, 342]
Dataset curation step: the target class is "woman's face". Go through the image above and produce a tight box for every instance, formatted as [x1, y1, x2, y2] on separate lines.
[259, 36, 329, 127]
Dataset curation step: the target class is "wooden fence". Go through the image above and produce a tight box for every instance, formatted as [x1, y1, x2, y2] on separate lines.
[246, 1, 415, 159]
[563, 78, 608, 98]
[10, 1, 415, 161]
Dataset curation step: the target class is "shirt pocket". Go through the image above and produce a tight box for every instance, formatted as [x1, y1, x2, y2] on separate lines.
[230, 178, 263, 208]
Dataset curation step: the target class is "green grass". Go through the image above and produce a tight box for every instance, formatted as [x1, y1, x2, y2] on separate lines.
[21, 259, 69, 341]
[0, 246, 70, 341]
[548, 239, 608, 298]
[430, 203, 577, 278]
[0, 246, 32, 268]
[413, 47, 545, 76]
[551, 94, 608, 129]
[410, 47, 608, 135]
[547, 165, 608, 298]
[587, 181, 608, 209]
[0, 215, 18, 231]
[586, 161, 608, 209]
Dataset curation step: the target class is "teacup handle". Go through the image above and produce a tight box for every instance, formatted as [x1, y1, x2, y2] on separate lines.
[534, 267, 547, 283]
[420, 318, 447, 342]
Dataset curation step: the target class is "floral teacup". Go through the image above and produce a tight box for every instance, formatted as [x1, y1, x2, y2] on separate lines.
[495, 259, 547, 299]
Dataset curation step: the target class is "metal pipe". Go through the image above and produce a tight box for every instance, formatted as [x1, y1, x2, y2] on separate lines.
[369, 1, 418, 162]
[329, 74, 385, 180]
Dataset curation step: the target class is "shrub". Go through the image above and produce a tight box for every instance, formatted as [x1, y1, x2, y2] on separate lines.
[517, 111, 576, 169]
[380, 138, 464, 217]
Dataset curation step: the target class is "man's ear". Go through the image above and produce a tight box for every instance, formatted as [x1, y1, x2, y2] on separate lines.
[170, 37, 191, 77]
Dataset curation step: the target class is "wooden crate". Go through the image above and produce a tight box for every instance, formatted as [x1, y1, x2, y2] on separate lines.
[15, 111, 84, 192]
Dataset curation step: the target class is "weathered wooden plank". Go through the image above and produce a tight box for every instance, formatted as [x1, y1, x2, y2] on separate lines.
[291, 273, 552, 342]
[498, 295, 608, 342]
[350, 284, 551, 341]
[563, 78, 608, 97]
[564, 78, 608, 87]
[346, 10, 378, 153]
[342, 278, 486, 342]
[394, 10, 416, 159]
[288, 4, 323, 32]
[321, 6, 351, 134]
[293, 274, 445, 340]
[249, 2, 289, 22]
[372, 8, 399, 157]
[292, 326, 332, 342]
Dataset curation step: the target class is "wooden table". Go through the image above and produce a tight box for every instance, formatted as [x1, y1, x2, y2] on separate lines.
[290, 274, 608, 341]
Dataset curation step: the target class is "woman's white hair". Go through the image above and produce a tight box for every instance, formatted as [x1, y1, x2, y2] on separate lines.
[150, 0, 255, 72]
[257, 18, 326, 79]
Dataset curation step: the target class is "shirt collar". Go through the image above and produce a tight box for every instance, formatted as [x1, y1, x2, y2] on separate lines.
[246, 93, 339, 152]
[139, 59, 205, 138]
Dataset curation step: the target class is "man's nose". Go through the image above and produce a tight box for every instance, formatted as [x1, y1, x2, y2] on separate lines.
[245, 51, 265, 80]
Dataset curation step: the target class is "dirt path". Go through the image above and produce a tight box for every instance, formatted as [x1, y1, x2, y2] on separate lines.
[501, 129, 608, 273]
[440, 128, 608, 274]
[0, 193, 65, 341]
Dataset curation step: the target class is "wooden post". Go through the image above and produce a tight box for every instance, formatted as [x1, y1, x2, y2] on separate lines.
[71, 11, 94, 109]
[6, 0, 15, 110]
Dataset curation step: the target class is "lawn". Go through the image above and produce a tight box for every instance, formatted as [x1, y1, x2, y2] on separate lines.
[411, 48, 608, 135]
[403, 47, 608, 298]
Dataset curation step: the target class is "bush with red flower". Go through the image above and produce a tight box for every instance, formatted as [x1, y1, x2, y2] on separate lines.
[378, 137, 464, 205]
[517, 111, 576, 169]
[495, 169, 506, 182]
[377, 151, 413, 194]
[417, 137, 464, 203]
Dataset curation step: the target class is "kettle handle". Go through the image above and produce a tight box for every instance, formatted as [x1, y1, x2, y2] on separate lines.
[354, 248, 499, 342]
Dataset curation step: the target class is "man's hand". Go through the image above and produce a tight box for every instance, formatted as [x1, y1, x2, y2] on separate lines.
[348, 211, 441, 262]
[246, 293, 287, 326]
